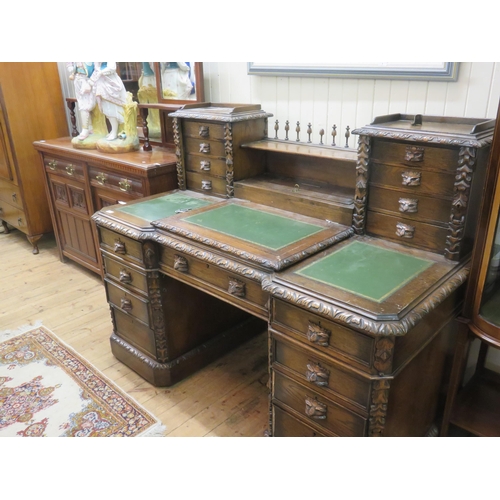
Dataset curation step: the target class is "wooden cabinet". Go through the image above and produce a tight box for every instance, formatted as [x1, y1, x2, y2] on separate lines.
[441, 101, 500, 436]
[33, 138, 178, 276]
[0, 63, 69, 253]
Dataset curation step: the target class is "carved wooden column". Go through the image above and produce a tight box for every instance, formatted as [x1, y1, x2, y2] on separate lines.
[353, 134, 370, 235]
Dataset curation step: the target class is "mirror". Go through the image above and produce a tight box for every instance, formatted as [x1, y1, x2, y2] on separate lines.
[157, 62, 204, 104]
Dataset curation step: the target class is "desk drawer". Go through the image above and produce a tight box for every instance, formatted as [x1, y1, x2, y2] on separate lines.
[272, 299, 374, 370]
[0, 180, 22, 210]
[273, 371, 367, 437]
[368, 185, 452, 225]
[366, 210, 448, 253]
[370, 164, 455, 197]
[185, 154, 227, 177]
[160, 247, 268, 316]
[99, 227, 145, 265]
[89, 166, 144, 197]
[185, 171, 227, 196]
[105, 278, 150, 325]
[183, 121, 225, 141]
[272, 405, 328, 437]
[102, 254, 148, 294]
[0, 200, 26, 231]
[44, 155, 85, 182]
[184, 137, 226, 158]
[370, 139, 459, 172]
[112, 307, 156, 357]
[272, 331, 371, 411]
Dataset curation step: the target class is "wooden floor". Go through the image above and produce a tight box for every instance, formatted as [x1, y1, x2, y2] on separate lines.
[0, 227, 270, 437]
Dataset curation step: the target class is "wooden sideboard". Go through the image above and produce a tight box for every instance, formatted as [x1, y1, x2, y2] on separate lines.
[33, 138, 178, 276]
[90, 106, 496, 436]
[0, 63, 68, 253]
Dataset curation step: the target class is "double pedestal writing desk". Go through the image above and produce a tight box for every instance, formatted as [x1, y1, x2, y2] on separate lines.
[88, 104, 495, 436]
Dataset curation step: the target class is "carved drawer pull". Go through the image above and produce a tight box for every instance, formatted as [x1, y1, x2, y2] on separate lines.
[201, 180, 212, 191]
[113, 239, 126, 254]
[96, 172, 107, 185]
[48, 160, 57, 170]
[405, 145, 425, 162]
[199, 143, 210, 154]
[306, 321, 331, 347]
[305, 397, 327, 420]
[17, 217, 23, 227]
[173, 255, 189, 273]
[119, 269, 132, 284]
[11, 193, 17, 203]
[398, 198, 418, 213]
[0, 207, 3, 214]
[228, 277, 246, 298]
[401, 171, 421, 187]
[200, 160, 211, 171]
[199, 125, 209, 137]
[396, 222, 415, 239]
[306, 363, 330, 387]
[66, 164, 75, 176]
[119, 179, 131, 192]
[120, 298, 132, 312]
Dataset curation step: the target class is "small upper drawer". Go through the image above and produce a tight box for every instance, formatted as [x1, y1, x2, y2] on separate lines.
[185, 171, 227, 197]
[102, 253, 148, 295]
[370, 139, 459, 172]
[370, 164, 455, 197]
[0, 199, 26, 231]
[44, 155, 84, 181]
[183, 121, 226, 141]
[367, 185, 452, 225]
[99, 227, 145, 265]
[185, 154, 227, 177]
[273, 371, 367, 437]
[272, 299, 375, 371]
[88, 166, 144, 197]
[0, 179, 22, 210]
[184, 138, 226, 158]
[105, 278, 150, 326]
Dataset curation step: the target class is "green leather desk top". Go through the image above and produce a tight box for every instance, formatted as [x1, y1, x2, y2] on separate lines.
[297, 240, 433, 302]
[115, 192, 216, 223]
[183, 204, 324, 250]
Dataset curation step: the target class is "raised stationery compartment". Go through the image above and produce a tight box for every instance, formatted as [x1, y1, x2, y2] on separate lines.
[235, 140, 357, 226]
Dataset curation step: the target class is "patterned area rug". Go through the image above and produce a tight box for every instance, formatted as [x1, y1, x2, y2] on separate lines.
[0, 324, 165, 437]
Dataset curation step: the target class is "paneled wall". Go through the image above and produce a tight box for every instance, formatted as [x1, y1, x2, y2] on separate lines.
[203, 62, 500, 146]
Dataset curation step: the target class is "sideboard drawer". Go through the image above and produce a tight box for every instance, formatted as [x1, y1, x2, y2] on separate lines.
[272, 299, 374, 370]
[105, 278, 150, 326]
[273, 371, 367, 437]
[89, 166, 144, 197]
[44, 155, 85, 182]
[370, 139, 459, 172]
[0, 179, 22, 210]
[99, 227, 145, 265]
[183, 120, 226, 141]
[102, 254, 148, 295]
[272, 331, 371, 411]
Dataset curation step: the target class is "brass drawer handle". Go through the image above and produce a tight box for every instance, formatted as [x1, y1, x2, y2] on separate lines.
[48, 160, 57, 170]
[305, 363, 330, 387]
[199, 143, 210, 154]
[120, 298, 132, 312]
[228, 277, 246, 298]
[305, 396, 327, 420]
[405, 145, 425, 162]
[119, 179, 131, 192]
[18, 217, 23, 226]
[96, 172, 107, 185]
[306, 321, 331, 347]
[200, 160, 211, 171]
[66, 164, 75, 176]
[199, 125, 209, 138]
[398, 198, 418, 213]
[119, 269, 132, 284]
[173, 255, 188, 273]
[114, 239, 126, 254]
[201, 180, 212, 191]
[401, 171, 421, 187]
[396, 222, 415, 239]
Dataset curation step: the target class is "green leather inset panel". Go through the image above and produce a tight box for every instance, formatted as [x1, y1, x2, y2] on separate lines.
[116, 193, 215, 222]
[184, 204, 324, 250]
[297, 241, 433, 302]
